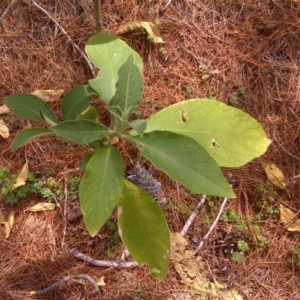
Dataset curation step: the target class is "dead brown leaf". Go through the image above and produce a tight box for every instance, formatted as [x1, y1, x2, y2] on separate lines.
[280, 204, 300, 232]
[31, 89, 64, 102]
[262, 163, 290, 197]
[12, 161, 29, 190]
[170, 232, 242, 299]
[0, 105, 10, 115]
[25, 202, 56, 212]
[0, 119, 10, 138]
[0, 211, 14, 239]
[116, 22, 164, 44]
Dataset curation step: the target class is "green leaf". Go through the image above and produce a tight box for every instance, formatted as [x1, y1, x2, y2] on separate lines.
[130, 131, 235, 198]
[129, 119, 147, 137]
[61, 85, 94, 121]
[51, 119, 109, 144]
[12, 128, 53, 151]
[4, 94, 58, 124]
[85, 31, 143, 104]
[40, 110, 58, 126]
[80, 152, 95, 172]
[113, 55, 143, 115]
[76, 106, 98, 122]
[139, 99, 271, 167]
[80, 146, 124, 236]
[118, 179, 170, 279]
[106, 106, 131, 132]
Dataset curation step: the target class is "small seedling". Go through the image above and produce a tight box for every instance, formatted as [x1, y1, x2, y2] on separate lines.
[231, 240, 250, 262]
[5, 31, 269, 279]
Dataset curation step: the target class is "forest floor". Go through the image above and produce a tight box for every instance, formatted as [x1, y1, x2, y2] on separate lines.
[1, 0, 300, 299]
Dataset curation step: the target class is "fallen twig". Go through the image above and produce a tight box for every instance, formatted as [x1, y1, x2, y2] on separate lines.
[180, 195, 206, 237]
[30, 0, 96, 77]
[0, 0, 17, 24]
[67, 248, 139, 268]
[194, 197, 228, 254]
[30, 274, 102, 300]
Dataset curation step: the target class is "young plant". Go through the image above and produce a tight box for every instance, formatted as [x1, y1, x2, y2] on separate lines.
[5, 31, 270, 279]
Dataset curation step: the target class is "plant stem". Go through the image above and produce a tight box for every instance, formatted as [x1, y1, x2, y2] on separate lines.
[92, 0, 102, 32]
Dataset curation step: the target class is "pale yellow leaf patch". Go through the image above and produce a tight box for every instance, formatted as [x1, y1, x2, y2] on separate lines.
[280, 204, 300, 232]
[170, 232, 243, 299]
[262, 163, 290, 197]
[31, 89, 64, 102]
[0, 105, 10, 115]
[12, 161, 29, 190]
[0, 119, 10, 138]
[96, 276, 106, 286]
[0, 211, 14, 239]
[116, 22, 164, 44]
[25, 203, 56, 212]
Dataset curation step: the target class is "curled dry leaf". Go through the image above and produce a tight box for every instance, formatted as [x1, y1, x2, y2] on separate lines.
[279, 204, 300, 232]
[0, 119, 10, 138]
[0, 211, 15, 239]
[0, 105, 10, 115]
[261, 163, 290, 197]
[12, 161, 29, 190]
[116, 22, 164, 44]
[31, 89, 65, 102]
[25, 202, 56, 212]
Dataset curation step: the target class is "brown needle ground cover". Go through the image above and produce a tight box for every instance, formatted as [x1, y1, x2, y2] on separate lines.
[1, 0, 300, 299]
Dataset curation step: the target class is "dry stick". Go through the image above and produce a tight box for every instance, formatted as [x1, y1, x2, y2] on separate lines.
[30, 0, 96, 77]
[194, 197, 228, 254]
[161, 0, 172, 11]
[30, 274, 102, 300]
[0, 0, 17, 24]
[92, 0, 102, 32]
[61, 177, 68, 249]
[67, 248, 139, 268]
[180, 194, 206, 237]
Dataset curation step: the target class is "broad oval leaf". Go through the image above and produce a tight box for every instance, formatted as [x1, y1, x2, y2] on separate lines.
[85, 31, 143, 104]
[61, 85, 94, 121]
[76, 106, 98, 122]
[118, 179, 170, 279]
[51, 119, 109, 144]
[140, 99, 271, 167]
[113, 55, 143, 115]
[4, 94, 58, 124]
[12, 128, 53, 151]
[80, 146, 124, 236]
[130, 131, 235, 198]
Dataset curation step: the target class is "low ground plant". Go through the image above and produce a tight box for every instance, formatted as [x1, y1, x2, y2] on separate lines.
[5, 31, 269, 279]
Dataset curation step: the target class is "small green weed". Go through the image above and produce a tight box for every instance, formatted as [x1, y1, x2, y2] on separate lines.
[292, 245, 300, 268]
[256, 182, 279, 215]
[0, 167, 81, 206]
[105, 220, 121, 257]
[231, 240, 250, 262]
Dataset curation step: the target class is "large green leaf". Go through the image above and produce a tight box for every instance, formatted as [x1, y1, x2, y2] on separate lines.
[138, 99, 270, 167]
[61, 85, 94, 121]
[51, 119, 109, 144]
[85, 31, 143, 104]
[113, 55, 143, 115]
[118, 179, 170, 279]
[4, 94, 58, 124]
[80, 146, 124, 236]
[12, 128, 53, 151]
[130, 131, 235, 198]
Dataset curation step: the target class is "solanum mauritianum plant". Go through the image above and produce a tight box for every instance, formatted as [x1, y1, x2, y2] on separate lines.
[5, 31, 270, 279]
